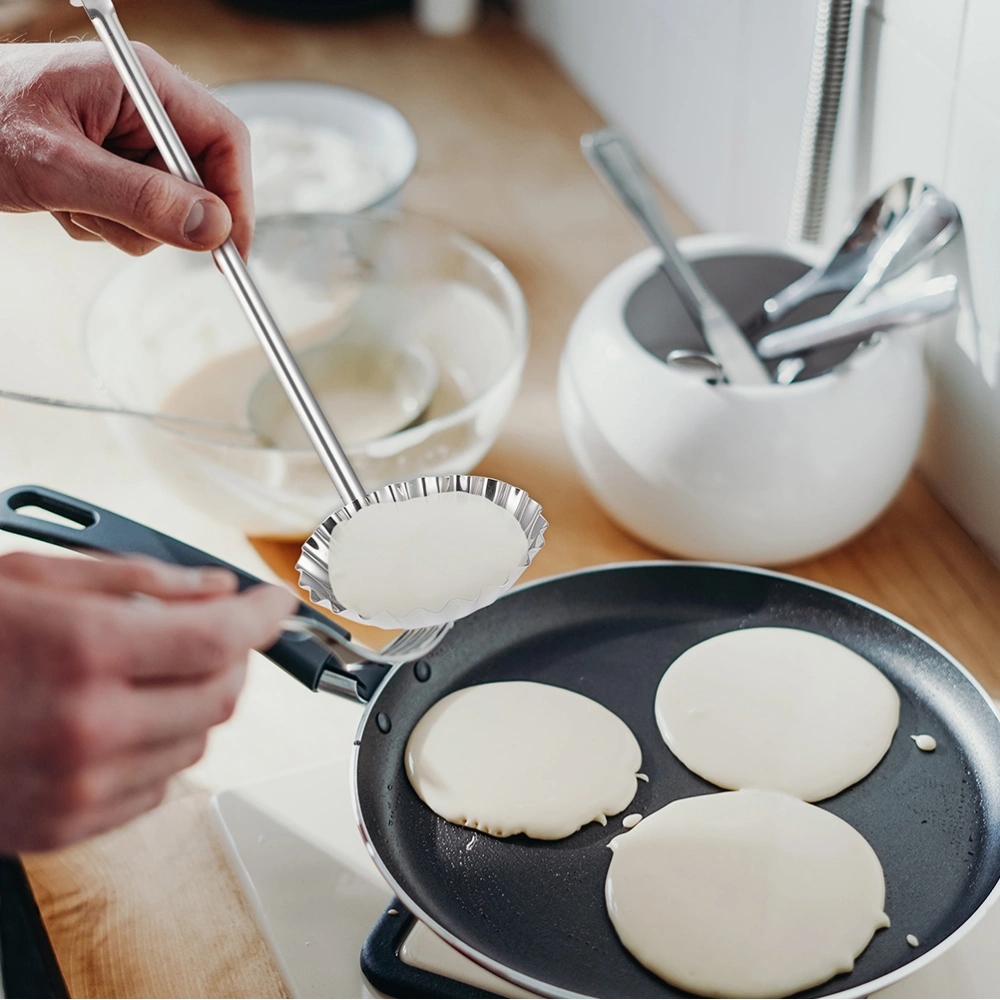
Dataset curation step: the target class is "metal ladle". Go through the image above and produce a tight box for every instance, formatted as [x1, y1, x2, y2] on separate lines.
[667, 184, 963, 383]
[582, 128, 773, 386]
[751, 178, 961, 330]
[666, 276, 959, 383]
[75, 0, 545, 655]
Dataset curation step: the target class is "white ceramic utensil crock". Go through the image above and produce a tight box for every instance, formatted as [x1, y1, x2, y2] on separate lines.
[558, 235, 929, 565]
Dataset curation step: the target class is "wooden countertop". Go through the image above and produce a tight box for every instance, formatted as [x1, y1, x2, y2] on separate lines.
[15, 2, 1000, 997]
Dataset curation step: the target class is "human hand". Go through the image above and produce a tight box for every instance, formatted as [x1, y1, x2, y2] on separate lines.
[0, 41, 252, 257]
[0, 551, 296, 853]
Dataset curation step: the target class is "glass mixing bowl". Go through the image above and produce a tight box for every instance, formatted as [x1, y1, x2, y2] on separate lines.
[83, 213, 528, 538]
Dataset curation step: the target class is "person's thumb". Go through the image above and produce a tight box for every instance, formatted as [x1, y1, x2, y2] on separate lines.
[60, 140, 233, 251]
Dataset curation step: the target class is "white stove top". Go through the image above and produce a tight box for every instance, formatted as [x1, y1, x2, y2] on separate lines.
[212, 748, 1000, 999]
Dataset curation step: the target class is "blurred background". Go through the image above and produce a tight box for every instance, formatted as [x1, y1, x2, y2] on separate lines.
[0, 0, 995, 565]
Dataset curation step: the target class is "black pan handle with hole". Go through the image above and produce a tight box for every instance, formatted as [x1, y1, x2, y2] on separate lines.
[0, 485, 390, 699]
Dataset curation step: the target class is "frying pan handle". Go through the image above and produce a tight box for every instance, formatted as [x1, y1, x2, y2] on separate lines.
[0, 485, 374, 697]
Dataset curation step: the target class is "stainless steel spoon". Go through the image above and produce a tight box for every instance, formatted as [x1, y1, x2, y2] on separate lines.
[752, 178, 960, 330]
[666, 276, 958, 381]
[582, 128, 772, 386]
[755, 274, 959, 358]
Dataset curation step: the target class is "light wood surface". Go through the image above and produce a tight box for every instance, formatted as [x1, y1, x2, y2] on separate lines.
[14, 2, 1000, 998]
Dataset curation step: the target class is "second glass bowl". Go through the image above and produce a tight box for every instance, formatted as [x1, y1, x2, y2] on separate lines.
[83, 213, 528, 538]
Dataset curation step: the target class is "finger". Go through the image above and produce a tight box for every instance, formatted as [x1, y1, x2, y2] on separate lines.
[101, 45, 254, 256]
[121, 659, 248, 746]
[67, 212, 160, 257]
[113, 583, 298, 682]
[140, 52, 254, 258]
[0, 551, 237, 600]
[142, 125, 253, 261]
[90, 734, 208, 806]
[65, 782, 168, 848]
[45, 139, 234, 252]
[51, 211, 103, 242]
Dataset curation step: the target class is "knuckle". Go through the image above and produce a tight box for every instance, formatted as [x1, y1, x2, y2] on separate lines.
[126, 238, 158, 257]
[25, 134, 80, 205]
[0, 550, 44, 581]
[52, 767, 102, 815]
[49, 696, 114, 767]
[29, 818, 75, 853]
[28, 129, 70, 173]
[120, 560, 160, 592]
[148, 782, 169, 811]
[227, 113, 250, 148]
[187, 624, 232, 673]
[60, 616, 107, 680]
[183, 734, 209, 769]
[215, 690, 239, 725]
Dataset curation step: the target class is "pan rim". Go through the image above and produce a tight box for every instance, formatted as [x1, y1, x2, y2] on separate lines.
[350, 558, 1000, 999]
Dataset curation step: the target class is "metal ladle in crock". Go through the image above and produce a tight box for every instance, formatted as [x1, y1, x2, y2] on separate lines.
[73, 0, 546, 657]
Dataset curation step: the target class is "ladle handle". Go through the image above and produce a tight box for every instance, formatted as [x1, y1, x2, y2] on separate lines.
[72, 0, 367, 507]
[0, 485, 350, 693]
[582, 128, 772, 386]
[756, 275, 959, 358]
[581, 131, 707, 325]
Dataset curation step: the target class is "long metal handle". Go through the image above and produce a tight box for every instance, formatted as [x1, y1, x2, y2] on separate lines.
[581, 131, 707, 324]
[756, 275, 959, 358]
[73, 0, 367, 506]
[582, 128, 772, 386]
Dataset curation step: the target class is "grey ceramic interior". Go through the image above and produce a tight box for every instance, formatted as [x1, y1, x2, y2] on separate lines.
[624, 252, 866, 382]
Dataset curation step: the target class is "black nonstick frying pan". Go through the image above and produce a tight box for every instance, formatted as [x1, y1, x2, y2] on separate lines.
[3, 484, 1000, 999]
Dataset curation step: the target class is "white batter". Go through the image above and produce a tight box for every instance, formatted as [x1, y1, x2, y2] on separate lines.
[655, 628, 900, 801]
[254, 344, 431, 449]
[405, 681, 642, 839]
[912, 734, 937, 752]
[605, 789, 889, 999]
[327, 492, 528, 627]
[247, 117, 390, 215]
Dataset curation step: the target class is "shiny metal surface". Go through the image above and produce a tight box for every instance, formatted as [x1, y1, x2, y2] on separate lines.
[74, 0, 367, 506]
[775, 356, 807, 385]
[665, 276, 956, 380]
[581, 129, 772, 386]
[297, 474, 547, 620]
[756, 274, 959, 358]
[664, 349, 724, 381]
[285, 614, 453, 668]
[762, 179, 960, 327]
[787, 0, 853, 244]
